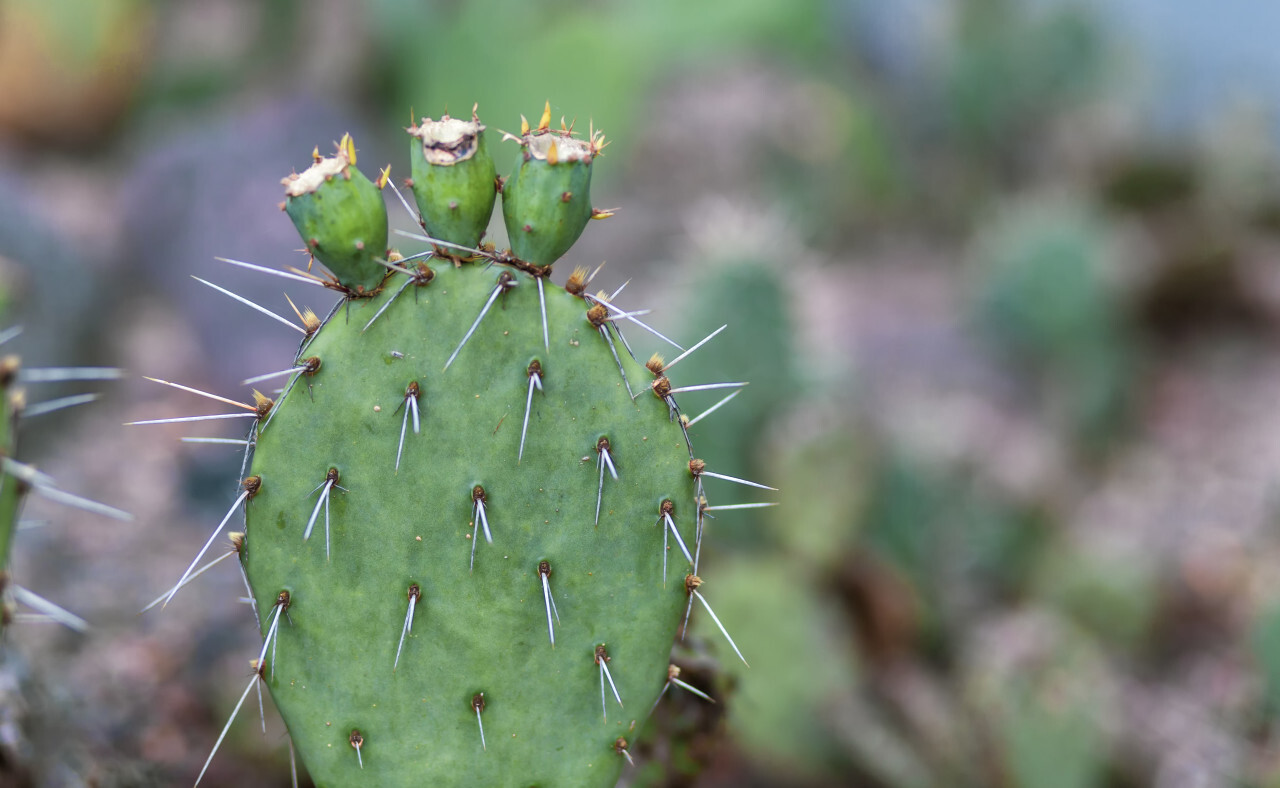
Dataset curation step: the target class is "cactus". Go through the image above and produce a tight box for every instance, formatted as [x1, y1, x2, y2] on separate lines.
[676, 258, 795, 522]
[0, 353, 24, 633]
[0, 330, 129, 783]
[969, 196, 1134, 454]
[147, 103, 771, 786]
[0, 336, 129, 638]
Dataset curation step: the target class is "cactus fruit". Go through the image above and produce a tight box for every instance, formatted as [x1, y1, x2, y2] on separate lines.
[146, 104, 772, 786]
[407, 106, 498, 254]
[501, 102, 610, 268]
[282, 133, 390, 295]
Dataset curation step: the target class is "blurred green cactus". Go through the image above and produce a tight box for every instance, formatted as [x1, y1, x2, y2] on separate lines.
[963, 613, 1114, 788]
[0, 329, 128, 784]
[0, 357, 22, 620]
[0, 342, 127, 638]
[678, 258, 795, 537]
[968, 196, 1135, 453]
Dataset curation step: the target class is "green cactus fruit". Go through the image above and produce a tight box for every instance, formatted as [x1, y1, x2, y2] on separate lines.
[407, 107, 498, 254]
[282, 133, 390, 296]
[501, 102, 611, 268]
[173, 107, 770, 786]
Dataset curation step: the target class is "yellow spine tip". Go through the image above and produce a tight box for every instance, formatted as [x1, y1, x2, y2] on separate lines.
[520, 115, 530, 136]
[591, 130, 609, 157]
[538, 101, 552, 131]
[546, 139, 559, 165]
[377, 165, 392, 189]
[340, 133, 357, 165]
[311, 146, 322, 163]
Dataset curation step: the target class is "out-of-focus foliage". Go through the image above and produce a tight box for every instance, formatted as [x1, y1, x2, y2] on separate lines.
[370, 0, 830, 167]
[939, 0, 1106, 152]
[968, 196, 1136, 453]
[680, 259, 796, 513]
[0, 0, 153, 145]
[962, 613, 1115, 788]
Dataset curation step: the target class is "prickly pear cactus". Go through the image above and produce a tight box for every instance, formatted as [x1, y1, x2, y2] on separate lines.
[0, 331, 128, 783]
[0, 355, 23, 633]
[0, 339, 128, 637]
[163, 103, 767, 786]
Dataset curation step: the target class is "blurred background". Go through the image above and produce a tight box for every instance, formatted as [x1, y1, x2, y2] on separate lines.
[4, 0, 1280, 785]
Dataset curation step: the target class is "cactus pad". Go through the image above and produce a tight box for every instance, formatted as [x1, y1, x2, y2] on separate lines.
[0, 357, 21, 602]
[0, 342, 128, 638]
[157, 105, 765, 787]
[243, 261, 698, 785]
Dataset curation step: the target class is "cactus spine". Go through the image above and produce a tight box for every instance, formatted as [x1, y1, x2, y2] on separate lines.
[163, 102, 768, 786]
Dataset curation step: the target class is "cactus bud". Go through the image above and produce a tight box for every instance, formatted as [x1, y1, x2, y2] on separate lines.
[501, 108, 605, 267]
[282, 134, 389, 295]
[407, 107, 498, 252]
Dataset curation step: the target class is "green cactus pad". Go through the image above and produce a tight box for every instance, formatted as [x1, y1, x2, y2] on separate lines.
[0, 348, 126, 638]
[242, 260, 698, 786]
[283, 135, 390, 295]
[501, 118, 605, 268]
[0, 356, 19, 629]
[408, 110, 498, 253]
